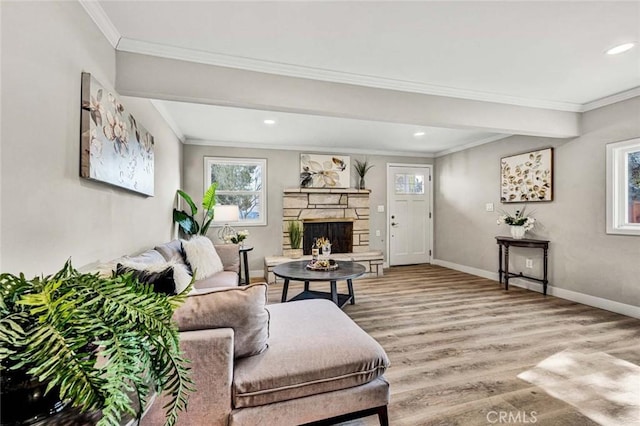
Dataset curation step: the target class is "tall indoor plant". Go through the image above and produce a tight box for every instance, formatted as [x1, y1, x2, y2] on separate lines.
[0, 260, 193, 426]
[173, 182, 217, 237]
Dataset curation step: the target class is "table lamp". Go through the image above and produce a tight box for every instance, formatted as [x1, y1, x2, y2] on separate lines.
[214, 205, 240, 243]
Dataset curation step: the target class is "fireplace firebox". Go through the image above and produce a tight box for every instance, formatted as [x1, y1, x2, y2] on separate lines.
[303, 220, 353, 255]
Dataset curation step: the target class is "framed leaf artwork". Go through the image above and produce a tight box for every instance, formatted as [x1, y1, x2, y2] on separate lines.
[80, 72, 155, 196]
[300, 154, 350, 188]
[500, 148, 553, 203]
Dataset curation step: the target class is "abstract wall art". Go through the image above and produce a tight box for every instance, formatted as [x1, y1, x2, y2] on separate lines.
[300, 153, 350, 188]
[80, 72, 154, 196]
[501, 148, 553, 203]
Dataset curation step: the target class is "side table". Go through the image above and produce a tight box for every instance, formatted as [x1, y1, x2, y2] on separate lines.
[495, 236, 550, 295]
[239, 246, 253, 285]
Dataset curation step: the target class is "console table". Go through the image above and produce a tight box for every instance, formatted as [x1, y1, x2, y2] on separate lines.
[495, 236, 550, 295]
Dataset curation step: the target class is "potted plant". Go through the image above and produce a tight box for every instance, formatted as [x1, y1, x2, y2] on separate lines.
[287, 221, 303, 259]
[497, 206, 536, 239]
[354, 158, 374, 190]
[173, 182, 218, 237]
[0, 260, 193, 426]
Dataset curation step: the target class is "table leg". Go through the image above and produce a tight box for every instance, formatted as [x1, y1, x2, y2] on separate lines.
[330, 281, 338, 305]
[498, 244, 503, 284]
[347, 279, 355, 304]
[504, 246, 510, 291]
[304, 281, 309, 292]
[242, 251, 250, 285]
[543, 247, 549, 296]
[281, 278, 290, 303]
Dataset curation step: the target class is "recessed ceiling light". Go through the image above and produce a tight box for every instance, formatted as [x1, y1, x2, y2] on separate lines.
[263, 119, 276, 125]
[414, 131, 425, 137]
[606, 42, 636, 55]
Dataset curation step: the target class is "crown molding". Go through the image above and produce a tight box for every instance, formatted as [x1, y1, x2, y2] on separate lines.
[149, 100, 185, 142]
[116, 37, 585, 113]
[581, 87, 640, 112]
[78, 0, 120, 48]
[76, 3, 634, 115]
[435, 134, 513, 157]
[183, 139, 436, 158]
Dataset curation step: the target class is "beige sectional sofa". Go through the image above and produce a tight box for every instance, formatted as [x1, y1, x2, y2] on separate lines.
[111, 237, 390, 424]
[138, 254, 390, 425]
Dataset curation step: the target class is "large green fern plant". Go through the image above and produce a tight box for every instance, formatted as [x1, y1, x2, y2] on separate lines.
[0, 260, 193, 426]
[173, 182, 218, 236]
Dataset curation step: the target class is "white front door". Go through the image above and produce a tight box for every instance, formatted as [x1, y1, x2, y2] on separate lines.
[387, 164, 432, 266]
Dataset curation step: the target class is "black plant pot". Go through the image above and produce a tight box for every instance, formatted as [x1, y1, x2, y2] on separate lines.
[0, 368, 67, 425]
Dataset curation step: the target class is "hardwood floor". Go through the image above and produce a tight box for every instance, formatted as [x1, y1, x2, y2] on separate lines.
[266, 264, 640, 426]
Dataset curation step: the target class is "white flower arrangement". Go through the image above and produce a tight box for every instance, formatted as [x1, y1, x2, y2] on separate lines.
[230, 229, 250, 244]
[497, 207, 536, 231]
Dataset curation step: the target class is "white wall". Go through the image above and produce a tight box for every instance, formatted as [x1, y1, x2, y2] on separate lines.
[434, 96, 640, 310]
[0, 1, 182, 276]
[182, 143, 431, 273]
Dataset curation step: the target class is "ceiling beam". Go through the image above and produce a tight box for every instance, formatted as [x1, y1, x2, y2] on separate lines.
[116, 52, 580, 139]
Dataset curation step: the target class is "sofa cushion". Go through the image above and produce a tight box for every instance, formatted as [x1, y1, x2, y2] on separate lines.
[181, 236, 224, 280]
[214, 243, 241, 273]
[194, 271, 240, 290]
[232, 299, 389, 408]
[173, 284, 270, 359]
[154, 239, 185, 262]
[125, 249, 166, 266]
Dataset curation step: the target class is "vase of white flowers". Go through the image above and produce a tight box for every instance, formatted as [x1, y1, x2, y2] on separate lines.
[228, 229, 250, 247]
[497, 207, 535, 239]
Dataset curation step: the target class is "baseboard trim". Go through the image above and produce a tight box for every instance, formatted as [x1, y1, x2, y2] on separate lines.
[431, 259, 640, 319]
[431, 259, 499, 281]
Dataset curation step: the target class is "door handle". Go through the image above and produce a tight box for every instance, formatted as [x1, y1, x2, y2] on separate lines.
[391, 222, 398, 226]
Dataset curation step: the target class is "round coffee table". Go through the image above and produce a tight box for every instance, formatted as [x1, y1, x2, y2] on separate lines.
[273, 260, 366, 308]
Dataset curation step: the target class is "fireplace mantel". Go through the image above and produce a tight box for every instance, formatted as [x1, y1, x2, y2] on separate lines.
[283, 188, 371, 194]
[302, 218, 355, 223]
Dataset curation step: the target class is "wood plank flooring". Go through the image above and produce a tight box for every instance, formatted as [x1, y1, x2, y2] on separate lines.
[266, 264, 640, 426]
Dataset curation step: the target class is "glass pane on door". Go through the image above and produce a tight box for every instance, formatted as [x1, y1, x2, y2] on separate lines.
[395, 174, 424, 194]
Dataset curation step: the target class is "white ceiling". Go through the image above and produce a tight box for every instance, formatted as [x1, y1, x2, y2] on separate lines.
[153, 100, 507, 156]
[90, 1, 640, 156]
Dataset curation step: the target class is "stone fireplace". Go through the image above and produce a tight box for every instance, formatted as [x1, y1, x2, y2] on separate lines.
[282, 188, 370, 256]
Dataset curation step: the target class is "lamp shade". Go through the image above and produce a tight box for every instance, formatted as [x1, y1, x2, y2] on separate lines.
[213, 205, 239, 223]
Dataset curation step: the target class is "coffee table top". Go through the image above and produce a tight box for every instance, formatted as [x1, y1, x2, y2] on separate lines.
[273, 260, 366, 282]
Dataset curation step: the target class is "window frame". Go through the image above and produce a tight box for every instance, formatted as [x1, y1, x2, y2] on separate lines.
[204, 157, 267, 226]
[606, 137, 640, 236]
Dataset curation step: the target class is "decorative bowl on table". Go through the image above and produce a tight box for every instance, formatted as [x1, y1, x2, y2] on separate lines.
[306, 259, 339, 271]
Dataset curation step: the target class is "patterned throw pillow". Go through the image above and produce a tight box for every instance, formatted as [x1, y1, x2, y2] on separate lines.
[117, 258, 193, 295]
[116, 263, 176, 295]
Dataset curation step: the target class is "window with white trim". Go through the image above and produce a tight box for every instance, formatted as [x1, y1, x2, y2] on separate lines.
[204, 157, 267, 226]
[606, 138, 640, 235]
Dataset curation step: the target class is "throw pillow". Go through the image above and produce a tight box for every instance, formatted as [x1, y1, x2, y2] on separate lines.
[118, 258, 194, 295]
[173, 283, 270, 359]
[170, 260, 193, 294]
[116, 263, 176, 295]
[181, 236, 224, 280]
